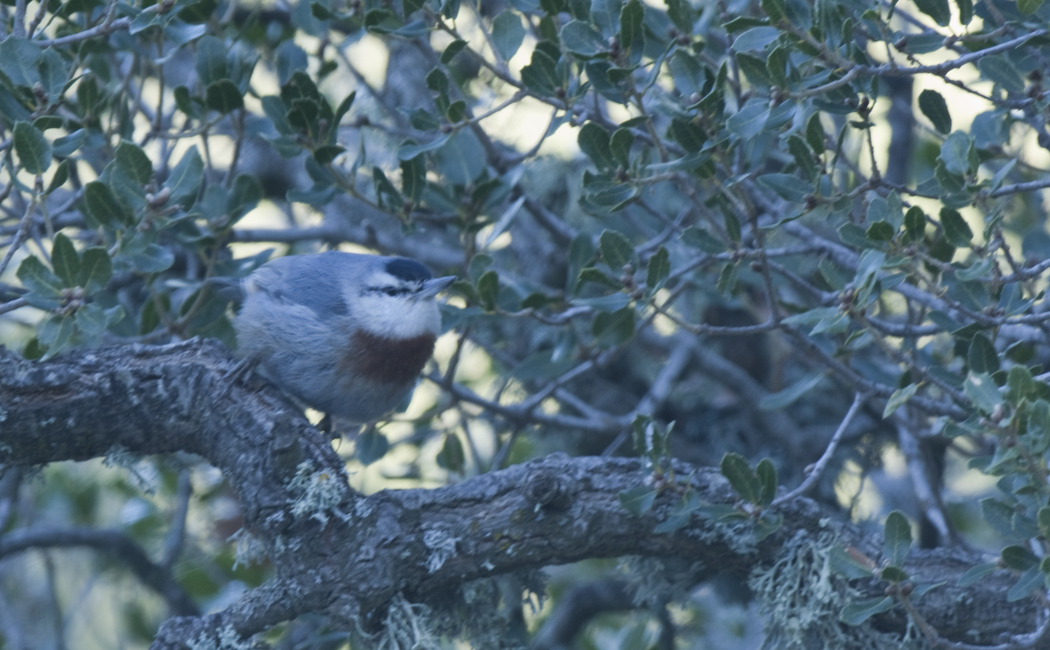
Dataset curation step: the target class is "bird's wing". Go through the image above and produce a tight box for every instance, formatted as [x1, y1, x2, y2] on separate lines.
[246, 253, 352, 317]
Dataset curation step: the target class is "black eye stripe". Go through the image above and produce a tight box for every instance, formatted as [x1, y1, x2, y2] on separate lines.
[364, 285, 414, 297]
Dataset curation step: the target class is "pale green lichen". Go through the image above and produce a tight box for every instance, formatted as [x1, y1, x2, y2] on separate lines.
[186, 624, 254, 650]
[228, 528, 268, 570]
[423, 527, 460, 573]
[619, 556, 705, 608]
[103, 445, 156, 494]
[749, 530, 924, 650]
[371, 594, 442, 650]
[428, 574, 538, 650]
[287, 461, 351, 527]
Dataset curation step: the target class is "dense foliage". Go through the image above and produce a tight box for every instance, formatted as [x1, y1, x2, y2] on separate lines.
[3, 0, 1050, 645]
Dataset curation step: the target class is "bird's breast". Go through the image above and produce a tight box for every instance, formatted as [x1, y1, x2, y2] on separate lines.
[343, 330, 437, 385]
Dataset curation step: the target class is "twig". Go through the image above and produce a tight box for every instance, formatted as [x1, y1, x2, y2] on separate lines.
[772, 392, 867, 506]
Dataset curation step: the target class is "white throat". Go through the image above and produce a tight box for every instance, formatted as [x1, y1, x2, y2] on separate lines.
[351, 293, 442, 339]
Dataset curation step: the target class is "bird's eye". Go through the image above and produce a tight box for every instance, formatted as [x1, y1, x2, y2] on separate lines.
[384, 287, 401, 297]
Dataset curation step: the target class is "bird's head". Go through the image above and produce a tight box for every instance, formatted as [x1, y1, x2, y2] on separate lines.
[346, 257, 455, 339]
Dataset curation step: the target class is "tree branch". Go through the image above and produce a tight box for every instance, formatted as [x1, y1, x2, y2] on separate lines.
[0, 341, 1038, 648]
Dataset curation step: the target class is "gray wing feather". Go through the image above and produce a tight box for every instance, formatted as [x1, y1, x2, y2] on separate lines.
[247, 252, 364, 317]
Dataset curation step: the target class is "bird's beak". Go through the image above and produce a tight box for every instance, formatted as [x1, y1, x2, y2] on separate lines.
[417, 275, 456, 300]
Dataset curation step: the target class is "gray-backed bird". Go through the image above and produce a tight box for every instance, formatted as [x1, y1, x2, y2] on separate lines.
[230, 251, 455, 423]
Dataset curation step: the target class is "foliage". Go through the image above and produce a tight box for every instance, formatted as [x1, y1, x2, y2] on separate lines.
[2, 0, 1050, 645]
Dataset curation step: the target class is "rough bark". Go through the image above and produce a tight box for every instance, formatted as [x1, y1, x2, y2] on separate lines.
[0, 339, 1038, 648]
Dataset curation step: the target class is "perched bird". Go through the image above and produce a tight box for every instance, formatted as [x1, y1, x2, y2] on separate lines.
[229, 251, 455, 423]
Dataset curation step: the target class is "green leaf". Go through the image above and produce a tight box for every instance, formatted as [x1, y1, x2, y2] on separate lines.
[1018, 0, 1043, 14]
[981, 498, 1022, 540]
[1006, 366, 1036, 404]
[619, 485, 658, 515]
[618, 0, 645, 63]
[968, 334, 999, 375]
[129, 243, 176, 273]
[227, 174, 263, 222]
[439, 39, 468, 65]
[840, 597, 893, 625]
[720, 452, 761, 505]
[356, 430, 390, 465]
[78, 248, 112, 294]
[756, 458, 777, 507]
[731, 26, 779, 52]
[115, 141, 153, 185]
[561, 20, 607, 57]
[646, 247, 670, 291]
[760, 0, 786, 22]
[829, 545, 875, 580]
[610, 128, 634, 167]
[913, 0, 950, 24]
[274, 40, 308, 86]
[45, 160, 69, 195]
[806, 112, 825, 151]
[883, 384, 917, 418]
[312, 144, 346, 165]
[399, 154, 425, 203]
[164, 147, 204, 208]
[521, 47, 561, 96]
[492, 12, 526, 61]
[39, 314, 75, 359]
[680, 226, 724, 253]
[956, 0, 974, 22]
[881, 566, 909, 582]
[13, 121, 52, 174]
[716, 261, 739, 297]
[599, 230, 635, 270]
[17, 255, 63, 297]
[978, 56, 1025, 94]
[918, 90, 951, 134]
[664, 0, 693, 33]
[653, 488, 700, 534]
[939, 131, 973, 176]
[83, 181, 132, 226]
[726, 101, 768, 140]
[205, 79, 245, 114]
[578, 122, 616, 170]
[1008, 567, 1044, 602]
[669, 119, 706, 153]
[760, 371, 824, 410]
[965, 372, 1002, 415]
[436, 433, 466, 472]
[883, 511, 912, 567]
[904, 206, 926, 241]
[433, 129, 486, 185]
[1002, 545, 1039, 571]
[754, 512, 782, 541]
[0, 38, 41, 88]
[51, 233, 79, 287]
[75, 302, 109, 339]
[758, 173, 810, 203]
[38, 48, 69, 105]
[195, 35, 228, 85]
[939, 208, 972, 247]
[958, 562, 999, 587]
[592, 306, 635, 347]
[477, 270, 499, 311]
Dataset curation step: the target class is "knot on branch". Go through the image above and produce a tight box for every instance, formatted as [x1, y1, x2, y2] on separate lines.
[524, 462, 572, 510]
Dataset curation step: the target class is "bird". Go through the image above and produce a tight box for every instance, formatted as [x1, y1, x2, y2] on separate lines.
[227, 251, 455, 424]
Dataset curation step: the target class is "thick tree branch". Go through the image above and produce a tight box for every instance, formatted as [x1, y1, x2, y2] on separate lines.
[0, 341, 1038, 648]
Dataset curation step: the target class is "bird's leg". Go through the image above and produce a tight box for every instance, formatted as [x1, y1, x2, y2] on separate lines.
[217, 356, 261, 399]
[318, 413, 333, 436]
